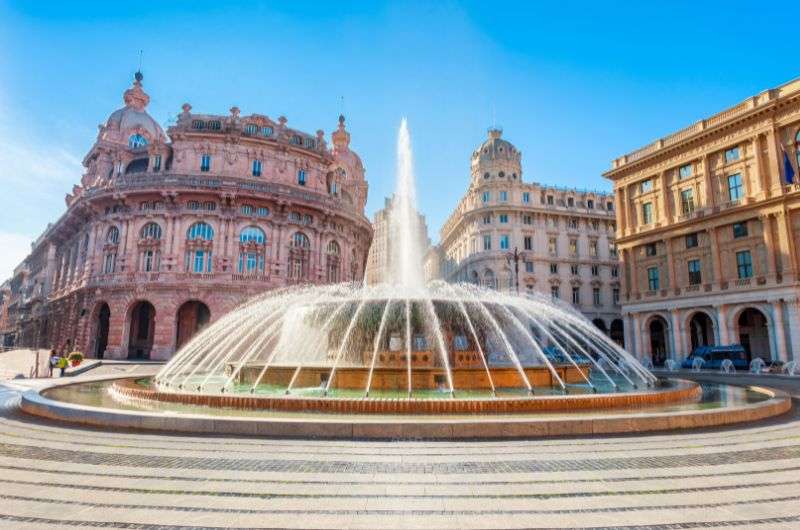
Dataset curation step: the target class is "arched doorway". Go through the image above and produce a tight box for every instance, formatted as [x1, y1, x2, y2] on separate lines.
[95, 303, 110, 359]
[610, 319, 624, 347]
[176, 301, 211, 350]
[688, 312, 715, 352]
[648, 316, 669, 367]
[592, 319, 608, 334]
[738, 308, 771, 362]
[128, 301, 155, 359]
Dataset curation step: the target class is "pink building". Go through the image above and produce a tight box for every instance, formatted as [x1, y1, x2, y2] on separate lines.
[0, 73, 372, 360]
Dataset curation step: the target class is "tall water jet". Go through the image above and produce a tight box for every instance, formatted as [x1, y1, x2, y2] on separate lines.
[390, 118, 424, 292]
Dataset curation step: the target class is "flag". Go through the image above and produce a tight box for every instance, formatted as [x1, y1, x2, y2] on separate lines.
[783, 145, 796, 184]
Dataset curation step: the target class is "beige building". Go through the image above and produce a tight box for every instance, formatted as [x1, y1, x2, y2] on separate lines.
[437, 129, 622, 339]
[365, 195, 431, 285]
[605, 77, 800, 366]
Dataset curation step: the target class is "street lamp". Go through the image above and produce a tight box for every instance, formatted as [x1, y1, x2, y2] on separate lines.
[505, 246, 525, 294]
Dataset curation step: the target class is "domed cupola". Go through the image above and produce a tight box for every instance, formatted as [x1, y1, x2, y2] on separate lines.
[102, 71, 166, 147]
[470, 128, 522, 187]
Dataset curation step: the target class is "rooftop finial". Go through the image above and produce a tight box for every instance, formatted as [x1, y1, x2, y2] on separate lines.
[134, 50, 144, 83]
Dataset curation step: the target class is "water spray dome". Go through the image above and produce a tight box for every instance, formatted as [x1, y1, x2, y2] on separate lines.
[155, 281, 656, 402]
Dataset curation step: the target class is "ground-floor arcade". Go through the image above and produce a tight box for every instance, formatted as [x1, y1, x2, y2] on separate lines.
[30, 285, 252, 361]
[623, 292, 800, 366]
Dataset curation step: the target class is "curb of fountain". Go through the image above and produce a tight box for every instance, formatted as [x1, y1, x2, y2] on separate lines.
[16, 375, 794, 440]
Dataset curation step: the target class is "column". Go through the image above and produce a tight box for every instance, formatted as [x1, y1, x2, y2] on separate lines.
[765, 127, 782, 193]
[659, 170, 671, 223]
[702, 153, 716, 208]
[708, 227, 722, 284]
[772, 299, 788, 362]
[716, 304, 730, 345]
[669, 309, 683, 360]
[632, 313, 644, 360]
[615, 187, 626, 235]
[628, 247, 640, 298]
[785, 298, 800, 361]
[665, 238, 676, 291]
[624, 184, 634, 235]
[752, 134, 766, 198]
[760, 213, 777, 278]
[776, 210, 798, 275]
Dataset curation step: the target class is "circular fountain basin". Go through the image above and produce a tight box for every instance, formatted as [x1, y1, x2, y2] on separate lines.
[19, 374, 792, 439]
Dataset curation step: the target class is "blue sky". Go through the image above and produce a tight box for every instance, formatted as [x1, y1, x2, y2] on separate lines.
[0, 1, 798, 279]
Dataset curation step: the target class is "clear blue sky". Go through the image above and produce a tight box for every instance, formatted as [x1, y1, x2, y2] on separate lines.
[0, 1, 797, 279]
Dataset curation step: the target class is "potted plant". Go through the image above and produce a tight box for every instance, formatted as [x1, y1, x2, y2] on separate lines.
[68, 351, 84, 367]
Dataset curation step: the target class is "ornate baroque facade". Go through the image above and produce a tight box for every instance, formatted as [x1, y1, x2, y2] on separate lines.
[0, 73, 372, 359]
[435, 129, 622, 337]
[605, 77, 800, 366]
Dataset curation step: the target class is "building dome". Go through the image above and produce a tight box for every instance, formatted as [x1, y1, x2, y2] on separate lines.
[470, 128, 522, 183]
[103, 72, 166, 143]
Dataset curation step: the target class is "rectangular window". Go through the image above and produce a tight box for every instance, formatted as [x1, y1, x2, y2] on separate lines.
[152, 155, 161, 172]
[193, 250, 205, 273]
[298, 170, 306, 186]
[724, 147, 740, 163]
[567, 197, 575, 207]
[679, 163, 692, 179]
[252, 159, 262, 177]
[482, 191, 490, 203]
[645, 243, 657, 256]
[587, 199, 594, 209]
[483, 214, 491, 224]
[547, 195, 554, 205]
[523, 236, 532, 250]
[571, 264, 579, 275]
[551, 285, 560, 300]
[640, 179, 653, 193]
[611, 266, 619, 277]
[103, 253, 116, 274]
[607, 201, 613, 210]
[499, 214, 508, 223]
[685, 232, 698, 248]
[647, 267, 660, 291]
[522, 192, 530, 204]
[523, 214, 532, 225]
[591, 220, 599, 231]
[591, 265, 599, 276]
[736, 250, 753, 279]
[525, 261, 533, 273]
[572, 287, 580, 304]
[732, 222, 748, 239]
[593, 288, 601, 306]
[548, 237, 557, 255]
[550, 263, 558, 274]
[687, 259, 702, 285]
[499, 190, 508, 202]
[500, 235, 510, 250]
[612, 288, 620, 305]
[568, 218, 578, 229]
[642, 202, 653, 224]
[680, 188, 694, 214]
[200, 154, 211, 172]
[589, 241, 598, 257]
[727, 173, 743, 201]
[483, 235, 491, 251]
[569, 239, 578, 255]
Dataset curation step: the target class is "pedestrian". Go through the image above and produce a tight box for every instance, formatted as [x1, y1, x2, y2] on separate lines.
[48, 349, 59, 378]
[57, 353, 68, 377]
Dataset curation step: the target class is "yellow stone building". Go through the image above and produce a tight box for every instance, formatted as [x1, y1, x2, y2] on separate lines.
[605, 78, 800, 366]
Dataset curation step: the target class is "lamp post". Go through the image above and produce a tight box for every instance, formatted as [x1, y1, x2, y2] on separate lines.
[505, 247, 525, 294]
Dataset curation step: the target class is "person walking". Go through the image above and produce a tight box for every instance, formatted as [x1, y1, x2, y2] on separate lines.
[57, 354, 68, 377]
[48, 350, 59, 378]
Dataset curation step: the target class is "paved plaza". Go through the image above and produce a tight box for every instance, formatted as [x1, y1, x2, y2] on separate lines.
[0, 371, 796, 529]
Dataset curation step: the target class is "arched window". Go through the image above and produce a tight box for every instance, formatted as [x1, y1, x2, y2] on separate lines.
[187, 201, 200, 210]
[290, 135, 302, 145]
[140, 222, 162, 240]
[256, 206, 269, 217]
[483, 269, 496, 289]
[244, 123, 258, 135]
[326, 240, 341, 283]
[106, 226, 120, 245]
[187, 222, 214, 241]
[292, 232, 310, 248]
[261, 126, 273, 137]
[298, 169, 306, 186]
[327, 240, 340, 255]
[207, 120, 221, 130]
[203, 201, 216, 211]
[240, 226, 265, 244]
[240, 204, 254, 215]
[128, 134, 148, 149]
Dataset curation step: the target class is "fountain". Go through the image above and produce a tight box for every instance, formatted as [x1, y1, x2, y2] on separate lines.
[19, 119, 793, 437]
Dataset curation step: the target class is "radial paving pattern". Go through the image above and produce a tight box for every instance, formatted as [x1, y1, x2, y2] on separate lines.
[1, 375, 799, 529]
